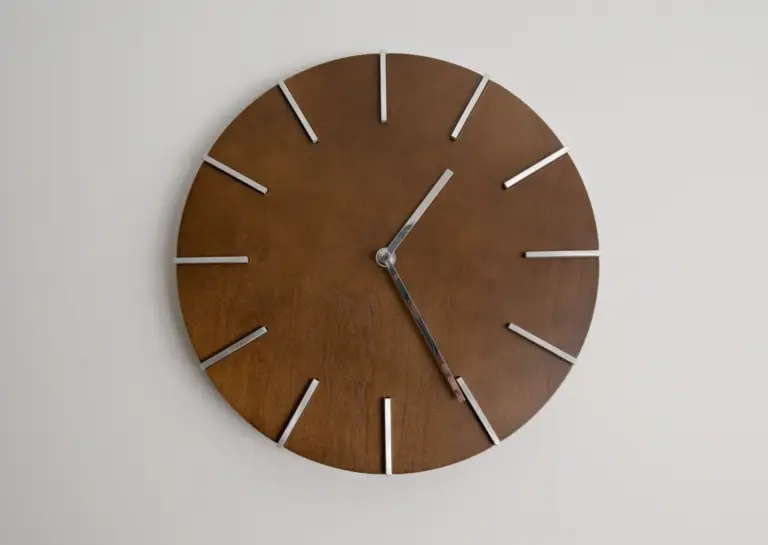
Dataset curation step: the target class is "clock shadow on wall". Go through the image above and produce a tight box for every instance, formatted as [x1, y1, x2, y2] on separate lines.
[170, 52, 600, 475]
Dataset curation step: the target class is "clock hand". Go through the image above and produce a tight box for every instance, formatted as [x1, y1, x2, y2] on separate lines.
[385, 168, 454, 256]
[381, 256, 465, 402]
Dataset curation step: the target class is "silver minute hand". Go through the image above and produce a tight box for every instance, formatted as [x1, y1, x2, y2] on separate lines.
[386, 169, 454, 255]
[384, 259, 465, 402]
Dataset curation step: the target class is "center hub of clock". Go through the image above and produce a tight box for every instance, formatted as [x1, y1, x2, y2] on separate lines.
[375, 248, 396, 268]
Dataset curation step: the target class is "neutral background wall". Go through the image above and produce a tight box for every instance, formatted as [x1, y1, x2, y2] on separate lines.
[1, 1, 766, 543]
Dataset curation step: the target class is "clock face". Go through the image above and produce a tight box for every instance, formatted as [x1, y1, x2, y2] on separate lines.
[176, 53, 599, 474]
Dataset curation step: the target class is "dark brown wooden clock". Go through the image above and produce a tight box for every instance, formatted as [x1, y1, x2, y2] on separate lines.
[175, 53, 599, 474]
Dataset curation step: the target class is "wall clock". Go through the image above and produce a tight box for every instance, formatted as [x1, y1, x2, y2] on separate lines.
[175, 53, 599, 474]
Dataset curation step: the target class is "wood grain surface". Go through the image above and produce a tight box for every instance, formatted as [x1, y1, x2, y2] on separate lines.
[176, 53, 599, 474]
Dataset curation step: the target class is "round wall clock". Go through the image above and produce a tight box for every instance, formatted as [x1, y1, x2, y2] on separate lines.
[175, 53, 599, 474]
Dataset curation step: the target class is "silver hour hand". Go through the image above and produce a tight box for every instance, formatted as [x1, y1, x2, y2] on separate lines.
[383, 258, 465, 402]
[386, 169, 454, 255]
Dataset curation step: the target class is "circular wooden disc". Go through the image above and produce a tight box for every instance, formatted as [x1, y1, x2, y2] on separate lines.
[176, 54, 599, 474]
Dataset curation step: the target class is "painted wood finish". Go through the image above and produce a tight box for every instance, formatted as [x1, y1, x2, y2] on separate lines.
[176, 53, 599, 474]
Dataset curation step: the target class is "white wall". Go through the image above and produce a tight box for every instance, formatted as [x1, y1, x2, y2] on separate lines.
[1, 1, 767, 543]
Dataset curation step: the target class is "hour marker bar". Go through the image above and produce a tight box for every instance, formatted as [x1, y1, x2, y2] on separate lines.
[503, 147, 570, 189]
[525, 250, 600, 259]
[383, 397, 393, 475]
[278, 80, 319, 144]
[277, 379, 320, 448]
[203, 155, 269, 194]
[380, 51, 387, 124]
[456, 377, 500, 446]
[200, 326, 268, 371]
[451, 74, 490, 141]
[506, 322, 577, 365]
[174, 256, 249, 265]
